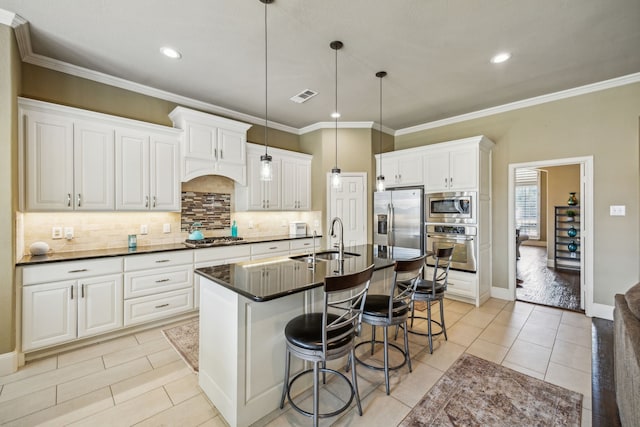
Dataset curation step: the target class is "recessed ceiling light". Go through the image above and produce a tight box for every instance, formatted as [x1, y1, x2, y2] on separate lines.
[331, 112, 341, 118]
[160, 46, 182, 59]
[490, 52, 511, 64]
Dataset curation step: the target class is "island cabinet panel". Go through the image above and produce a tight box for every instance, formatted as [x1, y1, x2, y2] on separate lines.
[199, 278, 307, 427]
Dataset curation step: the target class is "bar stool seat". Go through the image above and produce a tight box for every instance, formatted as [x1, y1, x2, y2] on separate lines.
[284, 313, 353, 351]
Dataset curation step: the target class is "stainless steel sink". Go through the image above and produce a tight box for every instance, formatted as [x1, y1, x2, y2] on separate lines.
[289, 250, 360, 262]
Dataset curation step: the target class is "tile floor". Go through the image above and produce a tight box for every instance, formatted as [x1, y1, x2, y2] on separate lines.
[0, 298, 593, 426]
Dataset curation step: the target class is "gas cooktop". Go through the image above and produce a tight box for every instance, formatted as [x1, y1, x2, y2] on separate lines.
[184, 236, 244, 248]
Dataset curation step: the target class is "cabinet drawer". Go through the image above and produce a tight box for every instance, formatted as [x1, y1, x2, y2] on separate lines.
[251, 241, 290, 256]
[289, 238, 319, 253]
[124, 288, 193, 326]
[124, 250, 193, 271]
[22, 258, 123, 285]
[194, 245, 251, 264]
[425, 267, 476, 298]
[124, 266, 193, 299]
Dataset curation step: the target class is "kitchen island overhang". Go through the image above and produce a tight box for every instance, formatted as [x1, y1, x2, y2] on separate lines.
[195, 244, 421, 427]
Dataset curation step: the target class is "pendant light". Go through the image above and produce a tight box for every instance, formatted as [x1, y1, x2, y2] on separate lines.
[259, 0, 273, 181]
[330, 40, 343, 189]
[376, 71, 387, 192]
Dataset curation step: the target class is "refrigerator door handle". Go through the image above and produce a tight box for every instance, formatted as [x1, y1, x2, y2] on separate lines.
[388, 203, 395, 246]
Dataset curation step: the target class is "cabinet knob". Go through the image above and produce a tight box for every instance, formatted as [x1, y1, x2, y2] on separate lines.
[145, 195, 149, 208]
[152, 196, 157, 208]
[77, 194, 82, 207]
[70, 285, 74, 300]
[220, 149, 223, 159]
[214, 148, 218, 160]
[67, 193, 71, 207]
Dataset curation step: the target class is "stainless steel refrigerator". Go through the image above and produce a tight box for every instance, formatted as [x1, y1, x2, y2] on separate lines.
[373, 186, 424, 252]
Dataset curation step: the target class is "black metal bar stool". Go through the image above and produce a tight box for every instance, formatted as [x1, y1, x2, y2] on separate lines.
[279, 265, 374, 427]
[354, 255, 425, 395]
[406, 247, 453, 353]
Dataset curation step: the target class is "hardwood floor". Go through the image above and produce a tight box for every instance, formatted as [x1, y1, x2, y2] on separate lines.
[591, 318, 621, 427]
[516, 245, 582, 312]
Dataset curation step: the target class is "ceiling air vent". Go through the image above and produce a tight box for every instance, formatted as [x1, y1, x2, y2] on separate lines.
[290, 89, 318, 104]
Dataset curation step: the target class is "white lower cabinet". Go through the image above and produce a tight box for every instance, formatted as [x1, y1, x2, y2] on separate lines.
[123, 250, 194, 326]
[124, 288, 193, 326]
[21, 258, 123, 352]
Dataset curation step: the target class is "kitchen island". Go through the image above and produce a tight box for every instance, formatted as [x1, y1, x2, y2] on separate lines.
[195, 244, 420, 427]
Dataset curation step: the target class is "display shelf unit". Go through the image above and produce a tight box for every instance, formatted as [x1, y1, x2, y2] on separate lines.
[554, 205, 580, 270]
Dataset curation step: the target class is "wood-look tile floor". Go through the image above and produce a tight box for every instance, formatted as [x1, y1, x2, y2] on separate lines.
[0, 299, 593, 426]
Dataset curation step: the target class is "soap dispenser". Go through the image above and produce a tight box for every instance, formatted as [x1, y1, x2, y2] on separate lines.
[231, 220, 238, 237]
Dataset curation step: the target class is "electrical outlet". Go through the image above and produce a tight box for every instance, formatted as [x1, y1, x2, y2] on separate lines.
[163, 223, 171, 233]
[610, 205, 626, 216]
[140, 224, 148, 235]
[248, 221, 254, 229]
[64, 227, 74, 240]
[52, 227, 63, 239]
[313, 220, 320, 228]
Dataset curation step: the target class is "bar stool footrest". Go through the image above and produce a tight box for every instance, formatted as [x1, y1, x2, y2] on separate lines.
[405, 316, 445, 337]
[285, 368, 354, 419]
[353, 340, 408, 371]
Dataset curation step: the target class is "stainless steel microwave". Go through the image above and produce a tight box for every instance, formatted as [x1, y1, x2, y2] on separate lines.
[426, 191, 476, 224]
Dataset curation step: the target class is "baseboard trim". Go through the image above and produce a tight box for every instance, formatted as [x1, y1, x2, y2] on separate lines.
[590, 303, 614, 320]
[491, 286, 512, 301]
[0, 350, 18, 375]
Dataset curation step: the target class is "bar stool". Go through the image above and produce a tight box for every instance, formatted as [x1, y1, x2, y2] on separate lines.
[355, 255, 426, 395]
[407, 247, 453, 353]
[279, 265, 374, 427]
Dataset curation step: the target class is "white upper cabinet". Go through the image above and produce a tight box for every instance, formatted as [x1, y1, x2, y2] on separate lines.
[19, 98, 181, 212]
[245, 150, 281, 210]
[236, 143, 312, 211]
[23, 109, 114, 211]
[379, 153, 423, 187]
[115, 128, 180, 211]
[424, 145, 477, 192]
[169, 107, 252, 184]
[281, 157, 311, 210]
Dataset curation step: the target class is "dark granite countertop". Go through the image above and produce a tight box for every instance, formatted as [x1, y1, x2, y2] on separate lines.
[195, 244, 423, 302]
[16, 234, 322, 266]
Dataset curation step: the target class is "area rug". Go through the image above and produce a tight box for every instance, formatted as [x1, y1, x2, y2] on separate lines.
[400, 354, 582, 426]
[162, 320, 199, 373]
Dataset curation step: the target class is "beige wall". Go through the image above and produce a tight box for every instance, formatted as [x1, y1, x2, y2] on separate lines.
[544, 164, 581, 260]
[0, 25, 20, 354]
[300, 127, 377, 246]
[397, 83, 640, 305]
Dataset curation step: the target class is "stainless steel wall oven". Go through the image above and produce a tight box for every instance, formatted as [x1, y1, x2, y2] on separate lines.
[426, 224, 477, 272]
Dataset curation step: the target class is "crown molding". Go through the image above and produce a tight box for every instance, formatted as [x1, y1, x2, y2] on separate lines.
[299, 121, 376, 135]
[395, 72, 640, 136]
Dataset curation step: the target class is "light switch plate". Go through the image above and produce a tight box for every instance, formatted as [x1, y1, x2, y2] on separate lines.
[610, 205, 626, 216]
[163, 223, 171, 233]
[140, 224, 148, 234]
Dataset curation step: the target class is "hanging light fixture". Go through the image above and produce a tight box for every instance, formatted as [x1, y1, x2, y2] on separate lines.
[376, 71, 387, 192]
[330, 40, 343, 189]
[259, 0, 274, 181]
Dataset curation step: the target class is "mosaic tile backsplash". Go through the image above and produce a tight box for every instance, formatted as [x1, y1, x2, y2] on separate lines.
[181, 192, 231, 231]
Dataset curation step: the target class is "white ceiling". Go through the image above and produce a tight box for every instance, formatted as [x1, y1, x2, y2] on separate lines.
[1, 0, 639, 132]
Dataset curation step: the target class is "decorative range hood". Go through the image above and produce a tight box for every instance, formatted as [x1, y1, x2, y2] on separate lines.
[169, 106, 252, 184]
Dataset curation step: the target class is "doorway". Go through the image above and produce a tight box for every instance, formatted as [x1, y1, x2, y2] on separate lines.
[508, 156, 594, 316]
[326, 173, 367, 248]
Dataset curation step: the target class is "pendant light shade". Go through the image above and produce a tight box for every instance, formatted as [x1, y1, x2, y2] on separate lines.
[376, 71, 387, 192]
[330, 40, 343, 189]
[259, 0, 274, 181]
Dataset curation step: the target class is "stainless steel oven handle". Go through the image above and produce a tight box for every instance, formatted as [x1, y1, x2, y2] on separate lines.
[427, 235, 474, 242]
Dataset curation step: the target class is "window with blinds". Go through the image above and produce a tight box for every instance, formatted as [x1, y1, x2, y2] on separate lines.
[515, 168, 540, 239]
